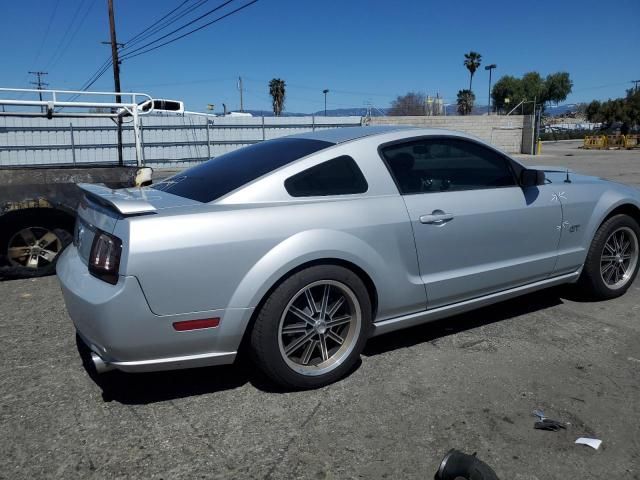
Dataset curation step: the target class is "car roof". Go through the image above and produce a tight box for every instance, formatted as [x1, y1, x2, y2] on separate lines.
[291, 125, 417, 144]
[289, 125, 485, 146]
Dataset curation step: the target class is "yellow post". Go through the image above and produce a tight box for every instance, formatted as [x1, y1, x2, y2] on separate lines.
[536, 138, 542, 155]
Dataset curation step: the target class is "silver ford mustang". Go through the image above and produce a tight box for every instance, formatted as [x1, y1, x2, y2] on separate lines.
[57, 126, 640, 388]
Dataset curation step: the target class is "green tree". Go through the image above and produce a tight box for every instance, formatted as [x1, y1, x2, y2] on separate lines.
[388, 92, 426, 116]
[585, 100, 603, 122]
[269, 78, 286, 116]
[625, 88, 640, 128]
[491, 75, 522, 114]
[520, 72, 546, 106]
[545, 72, 573, 105]
[457, 89, 475, 115]
[463, 51, 482, 91]
[491, 71, 573, 114]
[586, 89, 640, 132]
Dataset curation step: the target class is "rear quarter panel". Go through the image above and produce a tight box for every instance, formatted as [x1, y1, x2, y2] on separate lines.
[120, 196, 426, 321]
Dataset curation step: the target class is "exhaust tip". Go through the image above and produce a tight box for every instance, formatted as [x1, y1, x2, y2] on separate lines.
[91, 352, 115, 374]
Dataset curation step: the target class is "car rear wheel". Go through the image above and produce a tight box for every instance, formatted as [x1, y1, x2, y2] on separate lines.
[0, 214, 72, 278]
[250, 265, 372, 389]
[578, 214, 640, 299]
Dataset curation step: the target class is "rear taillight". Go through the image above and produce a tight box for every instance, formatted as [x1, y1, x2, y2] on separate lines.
[89, 230, 122, 285]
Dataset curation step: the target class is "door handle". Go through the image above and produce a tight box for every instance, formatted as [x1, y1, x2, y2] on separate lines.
[420, 210, 454, 225]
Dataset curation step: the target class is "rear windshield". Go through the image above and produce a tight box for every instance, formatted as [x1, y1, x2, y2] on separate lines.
[151, 137, 333, 202]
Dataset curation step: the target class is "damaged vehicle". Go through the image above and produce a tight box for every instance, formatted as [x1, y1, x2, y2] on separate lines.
[57, 126, 640, 388]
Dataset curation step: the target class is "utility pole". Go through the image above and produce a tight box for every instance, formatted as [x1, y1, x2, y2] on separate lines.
[29, 71, 48, 112]
[323, 89, 329, 116]
[107, 0, 124, 165]
[238, 76, 244, 112]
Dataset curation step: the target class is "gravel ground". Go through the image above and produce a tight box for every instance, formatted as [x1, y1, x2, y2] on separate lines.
[1, 142, 639, 480]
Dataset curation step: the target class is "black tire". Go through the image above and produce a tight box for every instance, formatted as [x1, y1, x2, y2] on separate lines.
[0, 212, 73, 279]
[577, 214, 640, 300]
[250, 265, 372, 389]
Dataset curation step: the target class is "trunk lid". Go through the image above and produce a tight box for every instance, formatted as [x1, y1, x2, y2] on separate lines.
[74, 183, 202, 266]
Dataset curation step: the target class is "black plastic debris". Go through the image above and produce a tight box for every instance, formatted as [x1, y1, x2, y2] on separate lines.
[435, 449, 499, 480]
[532, 409, 567, 431]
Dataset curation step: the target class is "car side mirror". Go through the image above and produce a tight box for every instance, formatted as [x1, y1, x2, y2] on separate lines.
[520, 169, 545, 188]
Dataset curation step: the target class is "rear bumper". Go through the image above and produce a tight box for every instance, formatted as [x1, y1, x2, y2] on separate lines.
[57, 246, 253, 373]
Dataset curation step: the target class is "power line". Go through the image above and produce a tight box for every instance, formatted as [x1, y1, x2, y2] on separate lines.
[72, 1, 208, 92]
[120, 0, 238, 58]
[71, 1, 200, 93]
[48, 0, 98, 70]
[570, 81, 630, 93]
[63, 58, 111, 103]
[124, 0, 193, 45]
[44, 0, 91, 69]
[33, 0, 61, 66]
[243, 76, 398, 100]
[120, 0, 259, 61]
[122, 0, 210, 51]
[71, 0, 256, 98]
[126, 76, 233, 89]
[119, 0, 242, 59]
[82, 62, 112, 90]
[77, 57, 111, 90]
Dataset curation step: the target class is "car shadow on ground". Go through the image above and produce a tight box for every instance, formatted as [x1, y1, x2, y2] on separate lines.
[82, 287, 573, 404]
[363, 287, 567, 356]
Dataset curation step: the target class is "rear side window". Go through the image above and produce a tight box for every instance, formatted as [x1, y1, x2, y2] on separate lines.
[380, 137, 516, 194]
[285, 155, 368, 197]
[152, 138, 333, 202]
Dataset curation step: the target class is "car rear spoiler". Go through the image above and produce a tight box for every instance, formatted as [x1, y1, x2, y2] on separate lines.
[78, 183, 157, 215]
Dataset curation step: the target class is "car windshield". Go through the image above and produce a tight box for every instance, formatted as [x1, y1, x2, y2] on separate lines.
[151, 137, 334, 202]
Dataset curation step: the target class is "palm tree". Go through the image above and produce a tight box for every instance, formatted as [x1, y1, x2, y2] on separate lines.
[269, 78, 286, 116]
[463, 51, 482, 91]
[457, 89, 475, 115]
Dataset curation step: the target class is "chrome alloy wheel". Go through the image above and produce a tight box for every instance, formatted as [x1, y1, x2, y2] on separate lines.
[278, 280, 362, 376]
[600, 226, 639, 290]
[7, 227, 63, 269]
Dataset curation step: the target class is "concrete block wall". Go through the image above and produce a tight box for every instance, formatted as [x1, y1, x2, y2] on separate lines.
[369, 115, 534, 154]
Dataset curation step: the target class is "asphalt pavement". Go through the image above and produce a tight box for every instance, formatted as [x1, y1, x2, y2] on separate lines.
[1, 141, 639, 479]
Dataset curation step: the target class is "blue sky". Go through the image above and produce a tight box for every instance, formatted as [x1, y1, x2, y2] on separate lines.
[2, 0, 639, 113]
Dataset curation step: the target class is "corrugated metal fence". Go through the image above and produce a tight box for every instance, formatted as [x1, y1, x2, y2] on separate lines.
[0, 114, 363, 167]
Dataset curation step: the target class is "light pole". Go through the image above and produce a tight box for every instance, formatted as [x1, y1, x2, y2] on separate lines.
[485, 64, 497, 115]
[323, 89, 329, 116]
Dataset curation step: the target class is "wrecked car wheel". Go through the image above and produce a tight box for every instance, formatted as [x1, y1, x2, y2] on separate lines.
[1, 222, 72, 278]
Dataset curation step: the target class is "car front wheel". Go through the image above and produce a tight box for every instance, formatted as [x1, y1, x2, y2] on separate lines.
[250, 265, 372, 389]
[578, 214, 640, 299]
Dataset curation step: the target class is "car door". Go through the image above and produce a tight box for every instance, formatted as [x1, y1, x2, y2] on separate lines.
[379, 136, 563, 309]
